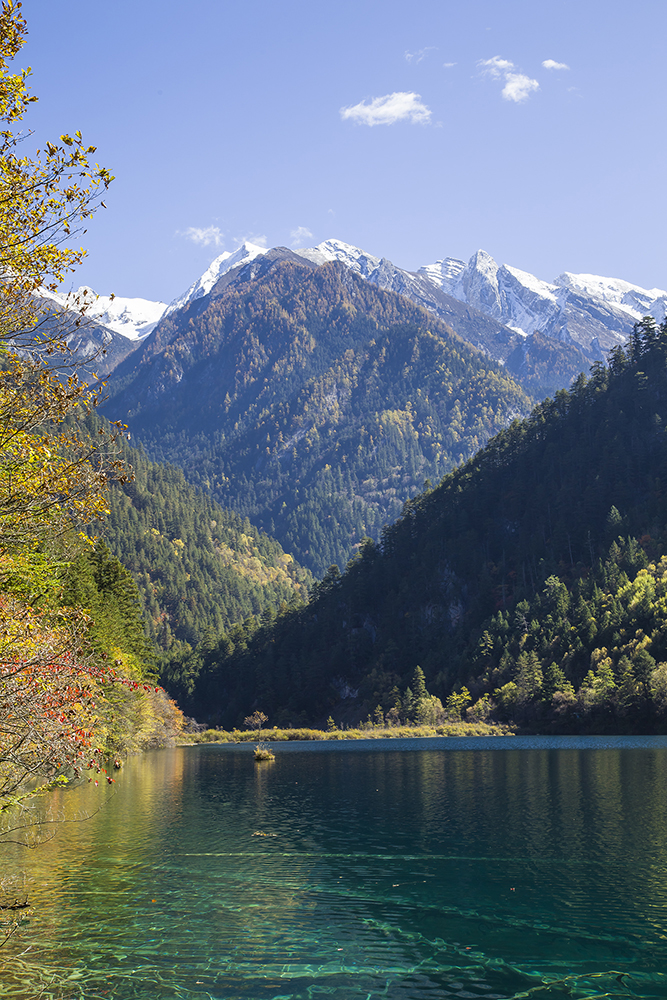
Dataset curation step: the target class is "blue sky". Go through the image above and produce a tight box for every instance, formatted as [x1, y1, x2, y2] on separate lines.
[24, 0, 667, 302]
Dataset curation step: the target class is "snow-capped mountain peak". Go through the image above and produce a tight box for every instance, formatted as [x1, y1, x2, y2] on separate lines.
[417, 257, 466, 294]
[417, 247, 667, 349]
[458, 250, 503, 318]
[164, 241, 268, 317]
[51, 287, 168, 341]
[294, 239, 382, 277]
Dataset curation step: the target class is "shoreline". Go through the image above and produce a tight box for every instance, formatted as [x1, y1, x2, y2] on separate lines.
[177, 721, 515, 745]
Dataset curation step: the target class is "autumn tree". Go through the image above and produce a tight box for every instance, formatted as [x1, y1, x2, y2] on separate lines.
[244, 710, 268, 731]
[0, 0, 150, 823]
[0, 597, 105, 811]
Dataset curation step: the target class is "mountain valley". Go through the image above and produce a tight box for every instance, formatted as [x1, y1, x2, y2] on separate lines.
[60, 236, 667, 730]
[177, 318, 667, 732]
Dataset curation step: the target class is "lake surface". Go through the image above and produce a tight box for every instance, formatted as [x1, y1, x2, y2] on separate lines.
[4, 736, 667, 999]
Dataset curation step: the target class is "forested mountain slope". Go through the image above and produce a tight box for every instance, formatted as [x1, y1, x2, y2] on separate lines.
[102, 259, 532, 576]
[79, 414, 311, 678]
[176, 318, 667, 732]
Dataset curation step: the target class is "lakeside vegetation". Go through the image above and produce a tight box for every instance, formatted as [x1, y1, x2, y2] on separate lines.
[0, 1, 183, 855]
[180, 720, 514, 744]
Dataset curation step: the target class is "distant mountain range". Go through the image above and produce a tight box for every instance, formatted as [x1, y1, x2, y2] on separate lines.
[298, 240, 667, 356]
[162, 238, 667, 353]
[63, 240, 667, 352]
[69, 238, 667, 394]
[417, 249, 667, 349]
[51, 287, 168, 341]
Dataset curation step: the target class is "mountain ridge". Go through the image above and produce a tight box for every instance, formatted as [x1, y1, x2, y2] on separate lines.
[101, 258, 532, 576]
[67, 237, 665, 390]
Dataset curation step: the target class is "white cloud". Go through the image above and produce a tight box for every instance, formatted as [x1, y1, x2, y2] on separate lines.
[502, 72, 540, 103]
[180, 225, 225, 248]
[479, 55, 515, 78]
[340, 92, 431, 127]
[290, 226, 313, 247]
[405, 46, 436, 64]
[542, 59, 570, 71]
[479, 56, 540, 102]
[442, 62, 457, 69]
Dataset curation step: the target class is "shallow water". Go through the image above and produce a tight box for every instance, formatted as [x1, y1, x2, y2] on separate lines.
[4, 736, 667, 999]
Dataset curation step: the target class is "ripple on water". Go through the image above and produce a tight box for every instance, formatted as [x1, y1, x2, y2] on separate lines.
[4, 741, 667, 999]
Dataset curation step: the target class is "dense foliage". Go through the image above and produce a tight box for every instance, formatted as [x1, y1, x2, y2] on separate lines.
[0, 1, 181, 831]
[460, 537, 667, 730]
[76, 414, 312, 688]
[171, 317, 667, 732]
[103, 260, 532, 575]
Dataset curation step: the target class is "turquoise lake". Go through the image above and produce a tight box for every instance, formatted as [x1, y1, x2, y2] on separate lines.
[4, 736, 667, 999]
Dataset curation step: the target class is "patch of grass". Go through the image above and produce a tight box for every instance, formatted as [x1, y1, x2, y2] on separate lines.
[179, 721, 514, 745]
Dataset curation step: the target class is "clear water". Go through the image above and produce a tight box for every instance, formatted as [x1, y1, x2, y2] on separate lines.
[4, 736, 667, 999]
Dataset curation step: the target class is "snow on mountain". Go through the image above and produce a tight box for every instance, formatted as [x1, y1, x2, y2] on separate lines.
[285, 237, 665, 360]
[418, 257, 466, 294]
[52, 287, 167, 340]
[295, 238, 440, 302]
[50, 242, 270, 342]
[417, 249, 667, 351]
[295, 241, 560, 339]
[164, 242, 268, 316]
[157, 235, 666, 362]
[294, 238, 382, 277]
[420, 249, 562, 338]
[554, 272, 667, 325]
[294, 239, 449, 321]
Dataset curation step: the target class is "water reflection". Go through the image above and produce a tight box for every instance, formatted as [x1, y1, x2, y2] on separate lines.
[3, 742, 667, 999]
